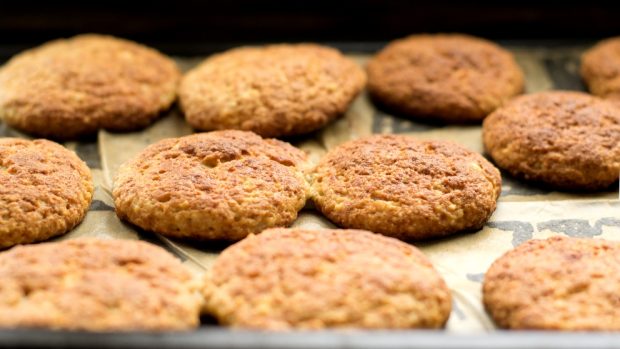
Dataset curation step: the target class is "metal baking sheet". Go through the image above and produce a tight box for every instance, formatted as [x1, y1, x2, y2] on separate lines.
[0, 41, 619, 348]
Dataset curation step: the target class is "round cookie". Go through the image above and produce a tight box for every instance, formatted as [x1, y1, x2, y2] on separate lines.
[483, 91, 620, 190]
[179, 44, 366, 137]
[367, 34, 524, 123]
[581, 37, 620, 103]
[0, 238, 202, 331]
[203, 228, 451, 330]
[0, 34, 180, 139]
[0, 138, 93, 249]
[113, 130, 308, 240]
[483, 236, 620, 330]
[310, 135, 501, 240]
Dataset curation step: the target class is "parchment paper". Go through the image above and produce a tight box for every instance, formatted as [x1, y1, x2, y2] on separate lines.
[1, 45, 618, 332]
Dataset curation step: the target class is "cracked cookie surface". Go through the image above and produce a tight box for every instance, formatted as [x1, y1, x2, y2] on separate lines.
[203, 228, 451, 330]
[310, 134, 501, 240]
[113, 130, 308, 240]
[483, 236, 620, 330]
[483, 91, 620, 190]
[0, 238, 202, 331]
[180, 44, 366, 137]
[0, 138, 93, 248]
[367, 34, 524, 122]
[0, 34, 179, 139]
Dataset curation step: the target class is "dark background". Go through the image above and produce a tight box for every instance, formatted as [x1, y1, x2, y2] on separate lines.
[1, 0, 620, 57]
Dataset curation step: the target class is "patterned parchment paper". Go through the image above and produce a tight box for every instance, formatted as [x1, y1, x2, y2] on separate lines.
[1, 46, 618, 332]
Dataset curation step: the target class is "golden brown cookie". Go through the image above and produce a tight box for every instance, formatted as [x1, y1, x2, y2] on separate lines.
[367, 34, 524, 123]
[0, 34, 180, 139]
[581, 37, 620, 103]
[0, 238, 202, 331]
[179, 44, 366, 137]
[203, 228, 451, 330]
[0, 138, 93, 248]
[483, 91, 620, 190]
[113, 130, 308, 240]
[310, 135, 501, 240]
[483, 236, 620, 330]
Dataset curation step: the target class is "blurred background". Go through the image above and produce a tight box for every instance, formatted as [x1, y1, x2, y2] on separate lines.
[1, 0, 620, 58]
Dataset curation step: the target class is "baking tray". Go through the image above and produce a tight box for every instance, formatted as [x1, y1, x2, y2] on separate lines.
[0, 41, 619, 349]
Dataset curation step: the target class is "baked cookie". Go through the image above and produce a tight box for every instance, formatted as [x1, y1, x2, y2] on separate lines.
[367, 34, 524, 123]
[483, 236, 620, 330]
[179, 44, 366, 137]
[581, 37, 620, 103]
[0, 138, 93, 248]
[310, 135, 501, 240]
[483, 91, 620, 190]
[113, 130, 308, 240]
[203, 228, 451, 330]
[0, 34, 180, 139]
[0, 238, 202, 331]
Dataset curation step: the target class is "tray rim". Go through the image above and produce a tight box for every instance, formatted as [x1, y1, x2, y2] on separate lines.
[1, 328, 620, 349]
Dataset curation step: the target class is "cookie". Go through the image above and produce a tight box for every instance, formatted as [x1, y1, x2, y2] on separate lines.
[483, 91, 620, 190]
[0, 138, 93, 248]
[0, 238, 202, 331]
[0, 34, 180, 139]
[113, 130, 308, 240]
[581, 37, 620, 103]
[203, 228, 451, 330]
[310, 135, 501, 240]
[483, 236, 620, 330]
[179, 44, 366, 137]
[367, 34, 524, 123]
